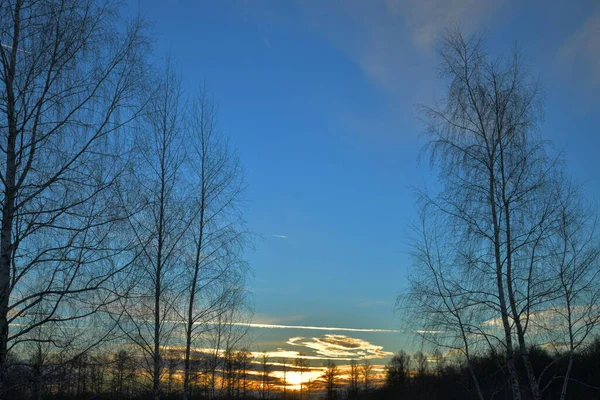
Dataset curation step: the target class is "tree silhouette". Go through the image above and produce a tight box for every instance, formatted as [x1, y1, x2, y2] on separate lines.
[403, 27, 600, 400]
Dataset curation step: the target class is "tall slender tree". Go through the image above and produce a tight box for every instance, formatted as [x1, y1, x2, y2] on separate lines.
[118, 62, 188, 400]
[182, 87, 248, 400]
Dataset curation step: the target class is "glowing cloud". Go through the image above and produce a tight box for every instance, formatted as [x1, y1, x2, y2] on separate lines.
[287, 334, 394, 360]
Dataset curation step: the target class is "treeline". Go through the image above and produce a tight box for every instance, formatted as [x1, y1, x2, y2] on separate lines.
[3, 347, 259, 400]
[0, 1, 250, 400]
[5, 340, 600, 399]
[373, 341, 600, 400]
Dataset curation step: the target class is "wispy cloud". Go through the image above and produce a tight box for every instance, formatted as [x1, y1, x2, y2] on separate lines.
[387, 0, 501, 50]
[263, 36, 273, 50]
[557, 7, 600, 85]
[294, 0, 500, 93]
[271, 234, 288, 239]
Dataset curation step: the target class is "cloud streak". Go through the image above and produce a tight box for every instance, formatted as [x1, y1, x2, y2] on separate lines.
[233, 322, 403, 333]
[271, 234, 288, 239]
[263, 36, 273, 50]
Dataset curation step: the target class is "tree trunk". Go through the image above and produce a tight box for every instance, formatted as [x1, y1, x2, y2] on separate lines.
[0, 2, 20, 387]
[560, 355, 573, 400]
[489, 171, 522, 400]
[183, 179, 206, 400]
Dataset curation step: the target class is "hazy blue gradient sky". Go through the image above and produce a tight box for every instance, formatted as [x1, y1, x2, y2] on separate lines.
[126, 0, 600, 362]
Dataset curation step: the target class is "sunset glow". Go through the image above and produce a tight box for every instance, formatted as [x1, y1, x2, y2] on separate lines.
[272, 369, 325, 391]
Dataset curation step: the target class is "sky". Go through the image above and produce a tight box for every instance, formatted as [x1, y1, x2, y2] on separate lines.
[125, 0, 600, 368]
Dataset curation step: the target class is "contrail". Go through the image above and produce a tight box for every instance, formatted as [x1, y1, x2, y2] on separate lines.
[231, 322, 403, 333]
[1, 42, 30, 54]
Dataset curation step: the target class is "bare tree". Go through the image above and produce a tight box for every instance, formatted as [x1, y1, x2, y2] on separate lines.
[223, 347, 236, 398]
[117, 62, 188, 400]
[414, 350, 428, 396]
[404, 27, 600, 400]
[281, 357, 289, 398]
[260, 352, 271, 399]
[406, 209, 487, 399]
[165, 349, 179, 396]
[182, 87, 248, 400]
[0, 0, 148, 388]
[236, 348, 252, 398]
[539, 200, 600, 399]
[295, 355, 309, 400]
[111, 349, 136, 397]
[431, 348, 445, 377]
[361, 358, 373, 392]
[204, 285, 251, 399]
[322, 359, 339, 400]
[385, 350, 410, 392]
[347, 359, 360, 398]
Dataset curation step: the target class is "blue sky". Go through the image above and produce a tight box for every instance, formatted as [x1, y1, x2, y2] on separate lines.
[126, 0, 600, 363]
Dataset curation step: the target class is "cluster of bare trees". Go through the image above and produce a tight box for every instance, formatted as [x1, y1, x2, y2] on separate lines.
[0, 1, 250, 399]
[403, 28, 600, 400]
[306, 358, 382, 400]
[379, 343, 600, 400]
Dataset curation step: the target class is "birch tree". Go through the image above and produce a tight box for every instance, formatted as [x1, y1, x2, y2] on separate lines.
[182, 88, 248, 400]
[404, 28, 600, 400]
[118, 63, 187, 400]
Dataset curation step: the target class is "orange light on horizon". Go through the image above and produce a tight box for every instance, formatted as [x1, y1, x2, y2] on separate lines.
[271, 369, 323, 391]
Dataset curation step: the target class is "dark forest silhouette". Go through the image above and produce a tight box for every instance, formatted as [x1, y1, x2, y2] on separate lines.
[3, 338, 600, 399]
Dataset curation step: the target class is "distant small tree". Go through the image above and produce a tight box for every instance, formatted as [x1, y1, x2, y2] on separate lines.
[323, 359, 340, 400]
[281, 357, 289, 398]
[223, 348, 236, 398]
[414, 351, 428, 396]
[385, 350, 410, 391]
[89, 353, 109, 395]
[29, 343, 48, 400]
[361, 358, 374, 392]
[260, 352, 272, 399]
[432, 349, 445, 377]
[236, 349, 252, 398]
[295, 355, 309, 400]
[348, 359, 361, 398]
[166, 349, 179, 395]
[112, 349, 136, 397]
